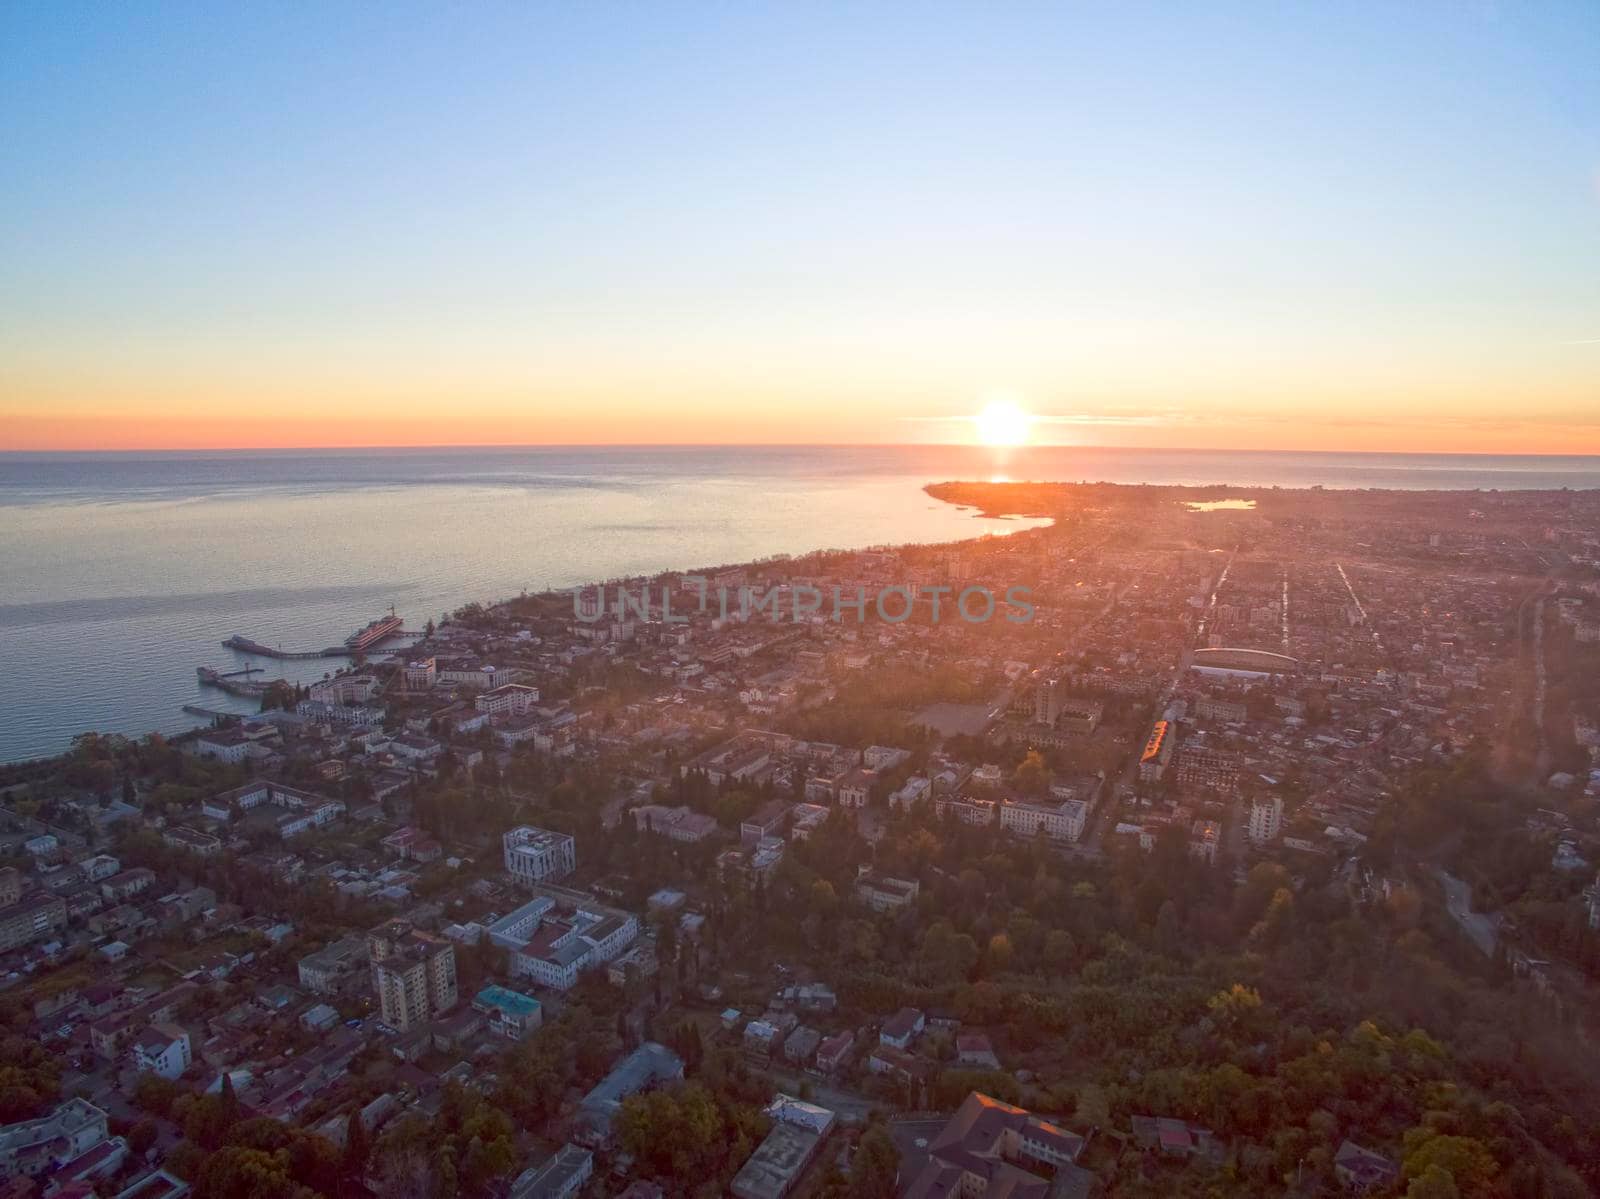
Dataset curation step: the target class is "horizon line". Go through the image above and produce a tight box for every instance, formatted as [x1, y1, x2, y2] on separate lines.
[4, 441, 1600, 460]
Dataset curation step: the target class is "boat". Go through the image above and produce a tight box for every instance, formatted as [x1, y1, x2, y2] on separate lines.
[345, 608, 403, 652]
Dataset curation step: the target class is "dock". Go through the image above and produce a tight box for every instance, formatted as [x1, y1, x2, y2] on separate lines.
[197, 666, 269, 697]
[222, 635, 351, 660]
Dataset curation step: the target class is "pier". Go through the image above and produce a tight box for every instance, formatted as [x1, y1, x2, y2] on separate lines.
[197, 666, 270, 697]
[222, 635, 352, 660]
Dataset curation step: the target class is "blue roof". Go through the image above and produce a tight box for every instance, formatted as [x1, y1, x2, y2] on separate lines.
[475, 984, 541, 1017]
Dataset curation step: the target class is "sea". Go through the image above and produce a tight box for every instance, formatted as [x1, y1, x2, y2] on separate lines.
[3, 445, 1599, 764]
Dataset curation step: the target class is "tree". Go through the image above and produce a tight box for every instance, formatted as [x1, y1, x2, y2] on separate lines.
[219, 1069, 241, 1126]
[1407, 1165, 1462, 1199]
[195, 1146, 313, 1199]
[342, 1110, 369, 1188]
[129, 1118, 160, 1156]
[1403, 1133, 1498, 1198]
[1042, 929, 1076, 973]
[984, 932, 1013, 975]
[848, 1127, 899, 1199]
[1012, 751, 1049, 795]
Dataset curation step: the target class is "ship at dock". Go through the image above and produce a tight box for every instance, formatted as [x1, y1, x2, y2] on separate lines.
[220, 608, 404, 659]
[345, 608, 403, 652]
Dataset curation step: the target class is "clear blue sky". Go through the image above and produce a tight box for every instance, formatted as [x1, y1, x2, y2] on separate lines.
[2, 1, 1597, 450]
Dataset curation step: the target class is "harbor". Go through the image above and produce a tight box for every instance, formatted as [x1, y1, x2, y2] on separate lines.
[196, 666, 270, 698]
[221, 635, 351, 660]
[219, 609, 405, 660]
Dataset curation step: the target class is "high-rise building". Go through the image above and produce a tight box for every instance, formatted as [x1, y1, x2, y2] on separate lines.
[1247, 795, 1284, 845]
[369, 921, 458, 1031]
[1033, 672, 1062, 726]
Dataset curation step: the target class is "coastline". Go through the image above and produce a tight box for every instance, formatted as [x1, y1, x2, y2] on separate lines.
[3, 465, 1594, 765]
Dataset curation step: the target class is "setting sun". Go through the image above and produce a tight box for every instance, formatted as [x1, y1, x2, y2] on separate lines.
[973, 398, 1032, 447]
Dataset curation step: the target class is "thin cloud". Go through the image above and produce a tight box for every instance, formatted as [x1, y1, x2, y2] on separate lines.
[1561, 337, 1600, 344]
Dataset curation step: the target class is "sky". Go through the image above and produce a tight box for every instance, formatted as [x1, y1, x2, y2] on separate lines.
[1, 2, 1597, 453]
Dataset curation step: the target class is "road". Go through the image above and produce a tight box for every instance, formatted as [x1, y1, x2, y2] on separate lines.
[1434, 868, 1499, 958]
[1531, 592, 1550, 779]
[1083, 551, 1233, 851]
[758, 1065, 880, 1123]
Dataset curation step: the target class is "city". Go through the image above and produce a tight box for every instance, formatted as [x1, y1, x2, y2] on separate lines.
[0, 481, 1597, 1197]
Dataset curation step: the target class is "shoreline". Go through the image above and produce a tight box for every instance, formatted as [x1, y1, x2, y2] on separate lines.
[4, 473, 1591, 766]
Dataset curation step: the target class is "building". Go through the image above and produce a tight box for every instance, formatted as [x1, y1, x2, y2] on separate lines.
[814, 1030, 855, 1075]
[368, 921, 458, 1031]
[437, 660, 510, 690]
[473, 985, 544, 1039]
[47, 1132, 129, 1191]
[863, 745, 909, 771]
[200, 781, 343, 833]
[298, 935, 368, 995]
[403, 658, 437, 691]
[1175, 747, 1241, 794]
[503, 826, 577, 887]
[89, 982, 196, 1059]
[936, 795, 997, 826]
[510, 1143, 592, 1199]
[99, 868, 156, 902]
[606, 941, 659, 987]
[1248, 795, 1284, 845]
[0, 1099, 109, 1179]
[1138, 721, 1173, 782]
[956, 1033, 1000, 1069]
[132, 1024, 191, 1080]
[730, 1118, 826, 1199]
[489, 889, 640, 991]
[741, 800, 791, 847]
[194, 727, 251, 764]
[855, 869, 920, 912]
[879, 1007, 924, 1049]
[902, 1092, 1086, 1199]
[573, 1042, 684, 1147]
[113, 1169, 191, 1199]
[999, 798, 1087, 842]
[632, 804, 718, 843]
[1195, 697, 1247, 723]
[307, 673, 381, 704]
[0, 891, 68, 953]
[161, 826, 222, 856]
[1191, 647, 1300, 675]
[476, 683, 542, 718]
[1333, 1140, 1400, 1193]
[1129, 1115, 1220, 1160]
[837, 769, 875, 809]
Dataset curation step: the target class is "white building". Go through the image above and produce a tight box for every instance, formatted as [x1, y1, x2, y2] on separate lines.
[503, 826, 577, 887]
[477, 683, 542, 718]
[194, 728, 251, 764]
[1247, 795, 1284, 845]
[889, 776, 931, 810]
[999, 798, 1087, 842]
[0, 1099, 109, 1178]
[488, 891, 639, 991]
[510, 1143, 592, 1199]
[132, 1023, 191, 1080]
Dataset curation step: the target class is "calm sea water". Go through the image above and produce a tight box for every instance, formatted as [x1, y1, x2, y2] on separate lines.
[2, 445, 1598, 763]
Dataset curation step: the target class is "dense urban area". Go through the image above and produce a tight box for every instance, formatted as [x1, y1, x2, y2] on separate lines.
[2, 481, 1600, 1199]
